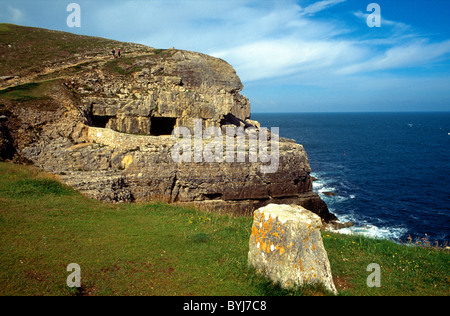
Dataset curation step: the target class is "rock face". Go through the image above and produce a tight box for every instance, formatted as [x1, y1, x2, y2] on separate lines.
[248, 204, 338, 294]
[0, 116, 15, 160]
[0, 26, 336, 221]
[71, 49, 250, 135]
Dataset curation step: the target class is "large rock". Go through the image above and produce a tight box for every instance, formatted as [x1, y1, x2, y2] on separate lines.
[248, 204, 338, 295]
[70, 49, 251, 135]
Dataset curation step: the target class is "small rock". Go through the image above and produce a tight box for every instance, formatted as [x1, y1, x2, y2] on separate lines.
[322, 220, 354, 231]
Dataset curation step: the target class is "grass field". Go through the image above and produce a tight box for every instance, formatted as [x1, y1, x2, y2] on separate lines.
[0, 162, 448, 296]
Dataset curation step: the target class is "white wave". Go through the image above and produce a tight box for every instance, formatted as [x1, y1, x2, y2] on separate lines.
[312, 172, 406, 240]
[318, 186, 336, 193]
[310, 172, 325, 178]
[312, 174, 403, 239]
[312, 181, 324, 189]
[325, 211, 408, 240]
[329, 222, 408, 241]
[333, 195, 349, 202]
[320, 194, 349, 204]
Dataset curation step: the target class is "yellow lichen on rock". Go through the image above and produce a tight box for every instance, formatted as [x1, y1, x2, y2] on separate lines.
[248, 204, 338, 295]
[121, 155, 133, 169]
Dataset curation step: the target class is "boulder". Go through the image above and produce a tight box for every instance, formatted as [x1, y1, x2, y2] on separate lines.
[248, 204, 338, 295]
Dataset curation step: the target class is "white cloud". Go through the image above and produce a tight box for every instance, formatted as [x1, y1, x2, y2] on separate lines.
[337, 39, 450, 75]
[300, 0, 346, 16]
[208, 4, 450, 85]
[212, 38, 365, 82]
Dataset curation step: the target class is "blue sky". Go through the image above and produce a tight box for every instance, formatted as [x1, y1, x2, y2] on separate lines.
[1, 0, 449, 112]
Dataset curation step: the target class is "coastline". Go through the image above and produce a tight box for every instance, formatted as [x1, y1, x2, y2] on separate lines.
[251, 112, 450, 245]
[312, 172, 409, 241]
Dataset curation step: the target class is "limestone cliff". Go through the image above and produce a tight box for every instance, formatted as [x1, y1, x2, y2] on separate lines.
[0, 24, 336, 222]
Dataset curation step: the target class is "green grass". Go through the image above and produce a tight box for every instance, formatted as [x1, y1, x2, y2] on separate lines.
[0, 162, 448, 296]
[103, 58, 144, 76]
[0, 23, 147, 78]
[322, 233, 449, 295]
[0, 82, 55, 102]
[102, 50, 174, 77]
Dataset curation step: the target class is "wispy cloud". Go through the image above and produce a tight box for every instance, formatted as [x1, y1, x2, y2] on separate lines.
[207, 2, 450, 85]
[212, 37, 365, 82]
[353, 10, 411, 34]
[5, 6, 26, 24]
[300, 0, 346, 16]
[337, 39, 450, 75]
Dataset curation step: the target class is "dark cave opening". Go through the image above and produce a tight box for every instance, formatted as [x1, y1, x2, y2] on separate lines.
[90, 115, 114, 128]
[150, 117, 177, 136]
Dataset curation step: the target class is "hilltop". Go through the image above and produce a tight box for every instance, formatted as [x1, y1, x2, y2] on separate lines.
[0, 23, 147, 83]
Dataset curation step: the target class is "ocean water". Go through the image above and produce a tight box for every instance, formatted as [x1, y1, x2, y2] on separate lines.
[252, 112, 450, 244]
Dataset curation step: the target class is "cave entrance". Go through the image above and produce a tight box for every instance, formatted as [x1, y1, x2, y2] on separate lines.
[150, 117, 177, 136]
[91, 115, 114, 128]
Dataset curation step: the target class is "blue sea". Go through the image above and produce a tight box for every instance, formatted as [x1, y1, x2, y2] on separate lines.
[252, 112, 450, 244]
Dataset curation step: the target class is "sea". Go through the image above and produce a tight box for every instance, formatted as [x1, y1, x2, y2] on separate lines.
[252, 112, 450, 244]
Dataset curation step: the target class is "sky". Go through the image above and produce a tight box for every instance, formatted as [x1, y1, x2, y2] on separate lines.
[1, 0, 449, 112]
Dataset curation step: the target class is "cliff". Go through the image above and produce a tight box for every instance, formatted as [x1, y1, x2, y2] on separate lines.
[0, 24, 336, 222]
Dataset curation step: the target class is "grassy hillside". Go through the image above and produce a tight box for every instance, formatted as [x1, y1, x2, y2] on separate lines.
[0, 23, 147, 78]
[0, 162, 448, 296]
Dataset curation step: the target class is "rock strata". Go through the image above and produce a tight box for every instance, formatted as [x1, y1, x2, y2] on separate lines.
[69, 49, 251, 135]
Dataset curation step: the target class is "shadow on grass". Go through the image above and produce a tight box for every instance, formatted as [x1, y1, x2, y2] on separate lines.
[246, 267, 333, 296]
